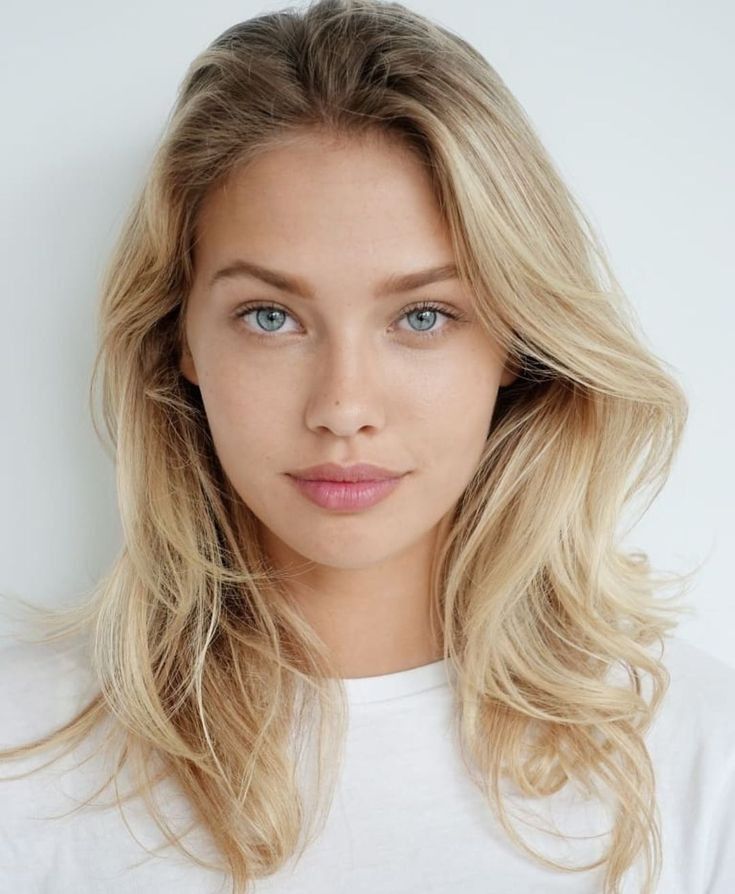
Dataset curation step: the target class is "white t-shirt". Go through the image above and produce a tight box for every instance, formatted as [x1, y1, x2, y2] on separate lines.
[0, 632, 734, 893]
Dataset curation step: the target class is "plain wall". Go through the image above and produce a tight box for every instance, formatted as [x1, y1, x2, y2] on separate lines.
[1, 0, 732, 666]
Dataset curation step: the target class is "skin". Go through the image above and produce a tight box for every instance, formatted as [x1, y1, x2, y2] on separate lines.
[180, 128, 516, 678]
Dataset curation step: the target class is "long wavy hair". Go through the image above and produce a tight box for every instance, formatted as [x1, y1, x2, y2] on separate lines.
[0, 1, 700, 891]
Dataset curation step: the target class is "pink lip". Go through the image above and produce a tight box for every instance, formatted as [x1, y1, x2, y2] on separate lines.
[286, 474, 406, 510]
[287, 462, 405, 482]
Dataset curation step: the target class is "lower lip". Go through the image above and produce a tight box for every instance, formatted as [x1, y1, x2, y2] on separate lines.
[287, 474, 406, 510]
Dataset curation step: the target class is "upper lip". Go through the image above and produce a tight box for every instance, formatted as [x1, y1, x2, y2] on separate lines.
[288, 462, 407, 482]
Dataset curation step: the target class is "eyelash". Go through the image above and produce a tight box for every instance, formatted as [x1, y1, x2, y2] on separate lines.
[232, 300, 466, 342]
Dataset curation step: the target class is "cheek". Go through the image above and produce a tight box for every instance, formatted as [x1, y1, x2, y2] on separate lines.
[198, 361, 294, 465]
[407, 365, 498, 497]
[420, 353, 500, 436]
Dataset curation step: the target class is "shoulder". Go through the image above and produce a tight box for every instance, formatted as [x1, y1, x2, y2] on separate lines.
[647, 635, 735, 891]
[602, 635, 735, 890]
[659, 632, 735, 686]
[653, 633, 735, 746]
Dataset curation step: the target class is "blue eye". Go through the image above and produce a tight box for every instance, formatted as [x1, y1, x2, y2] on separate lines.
[250, 306, 292, 333]
[233, 301, 465, 340]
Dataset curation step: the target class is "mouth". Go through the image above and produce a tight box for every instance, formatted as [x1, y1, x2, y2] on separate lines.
[285, 472, 408, 511]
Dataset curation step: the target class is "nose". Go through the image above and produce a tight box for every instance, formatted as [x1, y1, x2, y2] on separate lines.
[303, 337, 387, 438]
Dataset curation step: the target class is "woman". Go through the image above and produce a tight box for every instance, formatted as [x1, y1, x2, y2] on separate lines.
[1, 1, 733, 892]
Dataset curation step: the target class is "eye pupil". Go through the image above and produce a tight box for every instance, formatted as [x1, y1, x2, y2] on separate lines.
[257, 308, 286, 331]
[409, 308, 437, 331]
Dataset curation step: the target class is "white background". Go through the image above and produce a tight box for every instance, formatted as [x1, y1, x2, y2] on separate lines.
[1, 1, 732, 667]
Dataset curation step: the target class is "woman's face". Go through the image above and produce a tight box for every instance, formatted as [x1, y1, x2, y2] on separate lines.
[181, 130, 515, 572]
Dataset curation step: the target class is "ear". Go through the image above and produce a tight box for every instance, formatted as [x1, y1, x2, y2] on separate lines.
[499, 354, 520, 388]
[179, 339, 199, 386]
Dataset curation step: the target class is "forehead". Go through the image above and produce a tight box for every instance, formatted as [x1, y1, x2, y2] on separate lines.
[193, 131, 453, 271]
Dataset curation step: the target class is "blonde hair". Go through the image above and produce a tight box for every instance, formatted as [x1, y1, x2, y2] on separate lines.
[0, 1, 700, 891]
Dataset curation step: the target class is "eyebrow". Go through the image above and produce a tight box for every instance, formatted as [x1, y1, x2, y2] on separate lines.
[207, 259, 459, 298]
